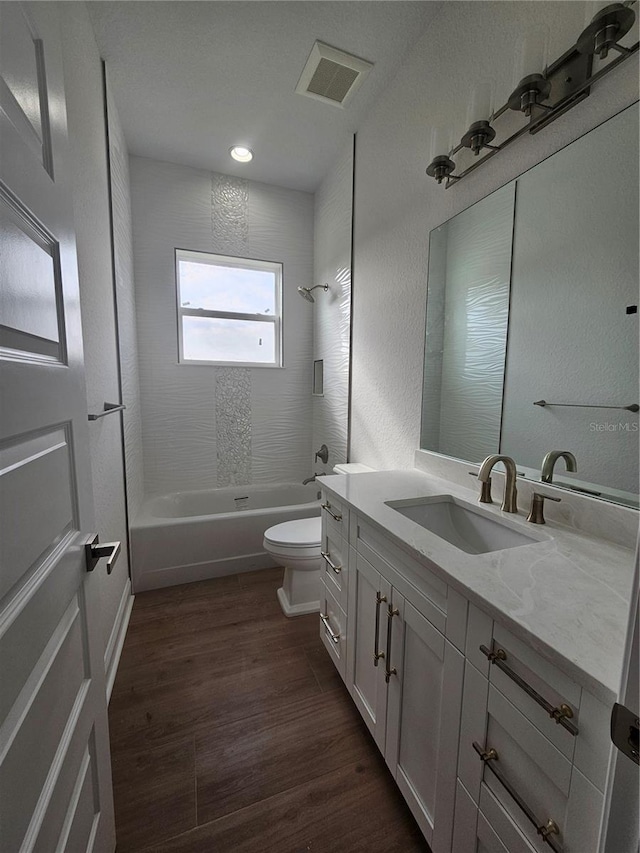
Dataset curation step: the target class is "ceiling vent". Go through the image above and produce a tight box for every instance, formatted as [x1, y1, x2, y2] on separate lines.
[295, 41, 373, 108]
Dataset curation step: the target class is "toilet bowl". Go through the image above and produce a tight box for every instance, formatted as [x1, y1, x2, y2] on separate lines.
[264, 464, 375, 617]
[263, 517, 322, 617]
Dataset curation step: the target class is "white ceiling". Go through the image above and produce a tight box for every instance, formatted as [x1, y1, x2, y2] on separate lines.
[88, 1, 439, 192]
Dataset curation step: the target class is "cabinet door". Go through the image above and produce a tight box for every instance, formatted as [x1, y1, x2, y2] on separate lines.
[385, 598, 465, 852]
[346, 552, 390, 752]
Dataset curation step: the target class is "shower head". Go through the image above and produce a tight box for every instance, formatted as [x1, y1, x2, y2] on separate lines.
[297, 284, 329, 303]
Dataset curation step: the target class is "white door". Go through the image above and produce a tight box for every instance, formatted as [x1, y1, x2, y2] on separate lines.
[346, 552, 390, 751]
[385, 598, 464, 852]
[0, 3, 116, 851]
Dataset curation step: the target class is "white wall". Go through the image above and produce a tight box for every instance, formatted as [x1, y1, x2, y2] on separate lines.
[59, 3, 132, 676]
[312, 139, 354, 474]
[129, 156, 314, 496]
[350, 0, 638, 470]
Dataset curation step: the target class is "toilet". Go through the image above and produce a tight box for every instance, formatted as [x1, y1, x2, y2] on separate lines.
[263, 463, 374, 617]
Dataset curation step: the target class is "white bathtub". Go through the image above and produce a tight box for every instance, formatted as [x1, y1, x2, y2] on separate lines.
[130, 482, 321, 592]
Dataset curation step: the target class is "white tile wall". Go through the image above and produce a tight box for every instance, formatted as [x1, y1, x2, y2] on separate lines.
[129, 156, 314, 495]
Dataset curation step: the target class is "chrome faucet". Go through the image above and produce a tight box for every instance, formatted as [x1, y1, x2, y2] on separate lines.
[302, 472, 326, 485]
[541, 450, 577, 483]
[477, 455, 519, 513]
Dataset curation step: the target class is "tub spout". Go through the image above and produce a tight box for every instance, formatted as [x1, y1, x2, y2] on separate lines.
[302, 472, 326, 485]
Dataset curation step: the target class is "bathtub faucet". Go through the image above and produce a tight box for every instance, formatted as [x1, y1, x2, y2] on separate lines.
[302, 472, 326, 485]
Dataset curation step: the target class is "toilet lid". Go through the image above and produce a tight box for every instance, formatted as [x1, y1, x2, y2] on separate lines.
[264, 517, 321, 547]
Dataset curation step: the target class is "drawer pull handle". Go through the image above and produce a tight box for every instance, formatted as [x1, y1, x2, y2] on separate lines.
[374, 592, 387, 666]
[479, 644, 579, 737]
[321, 551, 342, 573]
[473, 742, 563, 852]
[385, 605, 399, 683]
[321, 502, 342, 522]
[320, 613, 340, 644]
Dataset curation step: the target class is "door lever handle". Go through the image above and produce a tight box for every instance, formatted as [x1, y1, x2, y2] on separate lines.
[85, 534, 121, 574]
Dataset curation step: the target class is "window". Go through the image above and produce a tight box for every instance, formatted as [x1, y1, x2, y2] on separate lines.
[176, 249, 283, 366]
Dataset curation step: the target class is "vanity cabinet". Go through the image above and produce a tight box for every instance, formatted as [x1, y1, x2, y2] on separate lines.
[343, 514, 466, 852]
[318, 485, 614, 853]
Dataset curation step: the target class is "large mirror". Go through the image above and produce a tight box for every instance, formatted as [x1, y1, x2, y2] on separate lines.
[421, 102, 639, 508]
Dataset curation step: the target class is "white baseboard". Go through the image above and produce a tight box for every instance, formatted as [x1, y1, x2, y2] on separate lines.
[105, 578, 134, 702]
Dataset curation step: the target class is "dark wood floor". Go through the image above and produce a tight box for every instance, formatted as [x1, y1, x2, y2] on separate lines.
[109, 567, 431, 853]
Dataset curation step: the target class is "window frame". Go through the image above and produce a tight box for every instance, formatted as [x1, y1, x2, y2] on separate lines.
[175, 248, 284, 368]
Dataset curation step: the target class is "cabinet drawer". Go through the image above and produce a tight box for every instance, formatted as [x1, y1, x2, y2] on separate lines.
[489, 624, 580, 753]
[453, 779, 536, 853]
[471, 617, 580, 761]
[479, 784, 538, 853]
[462, 683, 571, 852]
[321, 525, 348, 611]
[319, 582, 347, 682]
[320, 491, 348, 539]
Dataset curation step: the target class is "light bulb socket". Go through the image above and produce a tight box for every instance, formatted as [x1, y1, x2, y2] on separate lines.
[507, 73, 552, 116]
[577, 3, 635, 59]
[461, 120, 496, 156]
[426, 154, 456, 184]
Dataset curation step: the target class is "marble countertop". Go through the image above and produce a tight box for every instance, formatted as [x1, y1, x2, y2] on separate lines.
[322, 469, 636, 703]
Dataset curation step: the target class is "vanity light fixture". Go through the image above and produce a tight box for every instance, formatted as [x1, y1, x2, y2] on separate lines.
[426, 0, 638, 187]
[461, 81, 498, 156]
[229, 145, 253, 163]
[577, 1, 636, 58]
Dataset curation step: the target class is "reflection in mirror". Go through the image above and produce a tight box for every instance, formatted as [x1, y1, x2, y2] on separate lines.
[422, 184, 515, 462]
[421, 103, 639, 508]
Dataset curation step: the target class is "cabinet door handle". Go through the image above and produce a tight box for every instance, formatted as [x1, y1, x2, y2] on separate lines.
[320, 612, 340, 644]
[374, 592, 387, 665]
[385, 605, 399, 683]
[479, 644, 578, 736]
[321, 551, 342, 573]
[321, 502, 342, 522]
[473, 742, 563, 852]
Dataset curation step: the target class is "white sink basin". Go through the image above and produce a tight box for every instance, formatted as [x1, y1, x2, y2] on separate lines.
[385, 495, 546, 555]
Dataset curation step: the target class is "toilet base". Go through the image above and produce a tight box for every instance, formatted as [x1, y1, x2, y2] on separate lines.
[277, 566, 321, 617]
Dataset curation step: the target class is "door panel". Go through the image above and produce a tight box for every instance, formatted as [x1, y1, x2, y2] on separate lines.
[387, 599, 465, 852]
[0, 2, 53, 173]
[0, 426, 75, 597]
[0, 3, 116, 851]
[347, 552, 389, 749]
[0, 190, 63, 358]
[393, 602, 444, 816]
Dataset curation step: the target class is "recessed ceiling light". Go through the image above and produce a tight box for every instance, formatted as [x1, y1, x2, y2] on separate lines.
[229, 145, 253, 163]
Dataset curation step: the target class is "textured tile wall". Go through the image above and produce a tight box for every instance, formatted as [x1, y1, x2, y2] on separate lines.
[130, 156, 314, 495]
[311, 140, 354, 475]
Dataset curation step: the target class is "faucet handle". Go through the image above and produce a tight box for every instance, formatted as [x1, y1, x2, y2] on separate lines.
[527, 492, 561, 524]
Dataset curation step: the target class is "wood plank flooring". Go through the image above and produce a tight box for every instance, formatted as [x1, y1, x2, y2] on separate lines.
[109, 568, 431, 852]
